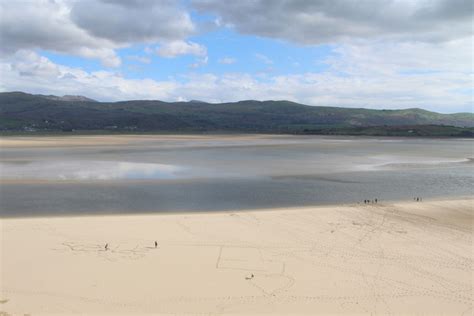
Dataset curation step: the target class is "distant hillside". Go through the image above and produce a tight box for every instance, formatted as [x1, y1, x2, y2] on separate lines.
[0, 92, 472, 136]
[43, 94, 97, 102]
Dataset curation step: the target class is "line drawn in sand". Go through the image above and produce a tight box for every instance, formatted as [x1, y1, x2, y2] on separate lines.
[53, 242, 159, 261]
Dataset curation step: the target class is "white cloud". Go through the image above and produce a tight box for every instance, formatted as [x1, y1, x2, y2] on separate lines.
[0, 0, 121, 67]
[0, 51, 178, 101]
[156, 41, 207, 58]
[327, 38, 473, 74]
[218, 57, 236, 64]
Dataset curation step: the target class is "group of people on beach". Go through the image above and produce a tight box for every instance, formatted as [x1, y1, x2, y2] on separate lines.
[363, 197, 423, 205]
[364, 199, 378, 204]
[104, 241, 158, 251]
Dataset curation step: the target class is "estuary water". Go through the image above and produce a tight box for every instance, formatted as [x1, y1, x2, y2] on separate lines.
[0, 135, 472, 217]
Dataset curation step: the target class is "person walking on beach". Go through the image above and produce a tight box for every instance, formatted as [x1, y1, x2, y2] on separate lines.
[154, 241, 158, 248]
[105, 243, 108, 251]
[375, 198, 378, 204]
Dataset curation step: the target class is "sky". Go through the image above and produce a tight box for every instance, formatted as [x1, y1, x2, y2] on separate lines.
[0, 0, 472, 113]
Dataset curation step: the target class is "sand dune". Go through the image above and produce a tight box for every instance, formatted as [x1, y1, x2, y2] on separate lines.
[1, 198, 473, 315]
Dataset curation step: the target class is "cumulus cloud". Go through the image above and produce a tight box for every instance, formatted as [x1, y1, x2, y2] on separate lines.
[0, 51, 178, 101]
[193, 0, 473, 44]
[156, 40, 207, 58]
[0, 0, 121, 66]
[0, 0, 196, 66]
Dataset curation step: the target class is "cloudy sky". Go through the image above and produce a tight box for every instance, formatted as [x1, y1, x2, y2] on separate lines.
[0, 0, 472, 113]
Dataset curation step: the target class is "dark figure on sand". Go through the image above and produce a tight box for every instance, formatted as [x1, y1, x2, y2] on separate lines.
[105, 243, 108, 251]
[245, 274, 255, 280]
[154, 241, 158, 248]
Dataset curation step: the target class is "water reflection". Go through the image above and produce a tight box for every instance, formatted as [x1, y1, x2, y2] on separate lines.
[0, 161, 183, 180]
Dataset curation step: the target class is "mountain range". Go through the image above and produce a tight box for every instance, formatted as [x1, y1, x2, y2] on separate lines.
[0, 91, 472, 136]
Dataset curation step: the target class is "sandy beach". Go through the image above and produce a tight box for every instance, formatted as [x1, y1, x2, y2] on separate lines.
[0, 198, 472, 315]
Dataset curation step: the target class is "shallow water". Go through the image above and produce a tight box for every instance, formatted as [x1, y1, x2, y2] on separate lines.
[1, 135, 472, 216]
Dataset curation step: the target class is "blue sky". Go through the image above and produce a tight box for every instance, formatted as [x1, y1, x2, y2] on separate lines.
[41, 28, 333, 82]
[0, 0, 472, 113]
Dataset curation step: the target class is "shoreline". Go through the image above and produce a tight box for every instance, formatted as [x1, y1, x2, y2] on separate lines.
[1, 134, 473, 148]
[1, 197, 472, 315]
[1, 195, 471, 220]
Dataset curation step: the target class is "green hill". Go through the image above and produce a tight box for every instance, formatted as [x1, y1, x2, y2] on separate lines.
[0, 92, 472, 136]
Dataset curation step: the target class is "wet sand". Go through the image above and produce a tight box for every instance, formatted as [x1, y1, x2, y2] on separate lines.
[0, 134, 284, 148]
[1, 198, 472, 315]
